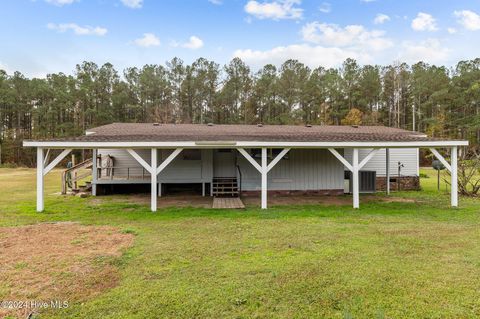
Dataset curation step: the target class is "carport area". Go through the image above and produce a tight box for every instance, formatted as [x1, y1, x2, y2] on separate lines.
[23, 124, 468, 212]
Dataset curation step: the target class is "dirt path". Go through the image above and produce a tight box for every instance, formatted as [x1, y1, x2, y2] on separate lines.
[0, 222, 134, 318]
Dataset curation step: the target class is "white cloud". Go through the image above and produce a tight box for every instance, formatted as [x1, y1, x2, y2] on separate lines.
[47, 23, 108, 36]
[244, 0, 303, 20]
[447, 27, 457, 34]
[182, 36, 204, 50]
[319, 2, 331, 13]
[171, 36, 205, 49]
[121, 0, 143, 9]
[374, 14, 390, 25]
[411, 12, 438, 31]
[454, 10, 480, 31]
[301, 22, 393, 51]
[0, 61, 12, 74]
[208, 0, 222, 4]
[399, 39, 449, 64]
[235, 21, 397, 69]
[361, 0, 376, 2]
[45, 0, 77, 6]
[134, 33, 160, 47]
[234, 44, 369, 69]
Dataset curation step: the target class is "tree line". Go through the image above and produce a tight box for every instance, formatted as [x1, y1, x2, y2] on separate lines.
[1, 57, 479, 165]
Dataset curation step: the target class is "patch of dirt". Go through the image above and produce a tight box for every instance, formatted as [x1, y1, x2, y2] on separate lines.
[242, 194, 416, 206]
[0, 222, 134, 318]
[242, 194, 352, 206]
[89, 193, 415, 209]
[107, 194, 213, 209]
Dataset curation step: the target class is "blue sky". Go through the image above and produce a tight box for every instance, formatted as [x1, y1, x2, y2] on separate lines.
[1, 0, 480, 77]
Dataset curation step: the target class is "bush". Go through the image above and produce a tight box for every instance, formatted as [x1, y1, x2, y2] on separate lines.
[443, 149, 480, 197]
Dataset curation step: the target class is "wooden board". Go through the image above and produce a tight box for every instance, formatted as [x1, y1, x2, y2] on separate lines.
[212, 197, 245, 209]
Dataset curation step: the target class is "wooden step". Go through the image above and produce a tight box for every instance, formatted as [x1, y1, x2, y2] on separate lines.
[212, 177, 239, 197]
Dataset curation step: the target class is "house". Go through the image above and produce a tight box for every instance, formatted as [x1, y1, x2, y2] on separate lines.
[23, 123, 468, 212]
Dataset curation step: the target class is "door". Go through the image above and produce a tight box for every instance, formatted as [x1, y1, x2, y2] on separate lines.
[213, 149, 236, 177]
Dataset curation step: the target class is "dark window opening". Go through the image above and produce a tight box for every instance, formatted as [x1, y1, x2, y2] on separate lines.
[250, 149, 289, 160]
[182, 149, 201, 160]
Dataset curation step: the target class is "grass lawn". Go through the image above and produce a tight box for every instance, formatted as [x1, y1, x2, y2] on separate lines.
[0, 167, 479, 318]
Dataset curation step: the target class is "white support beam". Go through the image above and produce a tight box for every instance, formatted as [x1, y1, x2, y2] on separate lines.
[352, 148, 360, 209]
[261, 147, 267, 209]
[127, 148, 182, 212]
[92, 149, 97, 196]
[267, 148, 290, 173]
[237, 148, 262, 173]
[328, 148, 353, 172]
[238, 148, 288, 209]
[151, 149, 157, 212]
[359, 149, 380, 170]
[429, 148, 452, 172]
[43, 149, 51, 166]
[430, 147, 458, 207]
[156, 148, 183, 175]
[37, 148, 44, 212]
[43, 149, 72, 176]
[386, 148, 390, 195]
[126, 149, 153, 174]
[451, 146, 458, 207]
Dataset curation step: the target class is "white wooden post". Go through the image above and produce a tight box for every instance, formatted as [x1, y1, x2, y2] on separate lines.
[430, 147, 460, 208]
[261, 147, 267, 209]
[127, 148, 182, 212]
[386, 148, 390, 195]
[37, 147, 44, 212]
[151, 148, 157, 212]
[92, 149, 97, 196]
[352, 148, 360, 209]
[238, 147, 289, 209]
[451, 146, 458, 207]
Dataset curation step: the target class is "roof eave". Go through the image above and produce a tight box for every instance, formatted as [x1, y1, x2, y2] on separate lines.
[23, 140, 469, 149]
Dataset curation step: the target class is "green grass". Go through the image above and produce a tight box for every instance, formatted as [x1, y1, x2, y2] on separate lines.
[0, 168, 479, 318]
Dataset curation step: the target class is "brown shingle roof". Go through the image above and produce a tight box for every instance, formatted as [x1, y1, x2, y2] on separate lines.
[41, 123, 438, 143]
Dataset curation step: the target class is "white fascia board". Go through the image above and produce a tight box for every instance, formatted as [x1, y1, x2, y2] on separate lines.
[23, 140, 469, 149]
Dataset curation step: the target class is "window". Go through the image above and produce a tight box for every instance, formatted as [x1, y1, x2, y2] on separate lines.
[182, 149, 201, 160]
[250, 149, 289, 160]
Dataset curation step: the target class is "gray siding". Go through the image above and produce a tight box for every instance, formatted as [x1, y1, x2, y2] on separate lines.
[97, 149, 213, 182]
[96, 148, 345, 191]
[235, 149, 344, 191]
[344, 148, 419, 176]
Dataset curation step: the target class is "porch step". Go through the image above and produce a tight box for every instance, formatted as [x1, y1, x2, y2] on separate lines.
[212, 197, 245, 209]
[212, 177, 239, 197]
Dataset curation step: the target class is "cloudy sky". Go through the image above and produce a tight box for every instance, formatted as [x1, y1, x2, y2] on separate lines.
[1, 0, 480, 77]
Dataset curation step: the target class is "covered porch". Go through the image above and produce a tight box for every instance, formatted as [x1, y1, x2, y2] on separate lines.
[24, 140, 467, 212]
